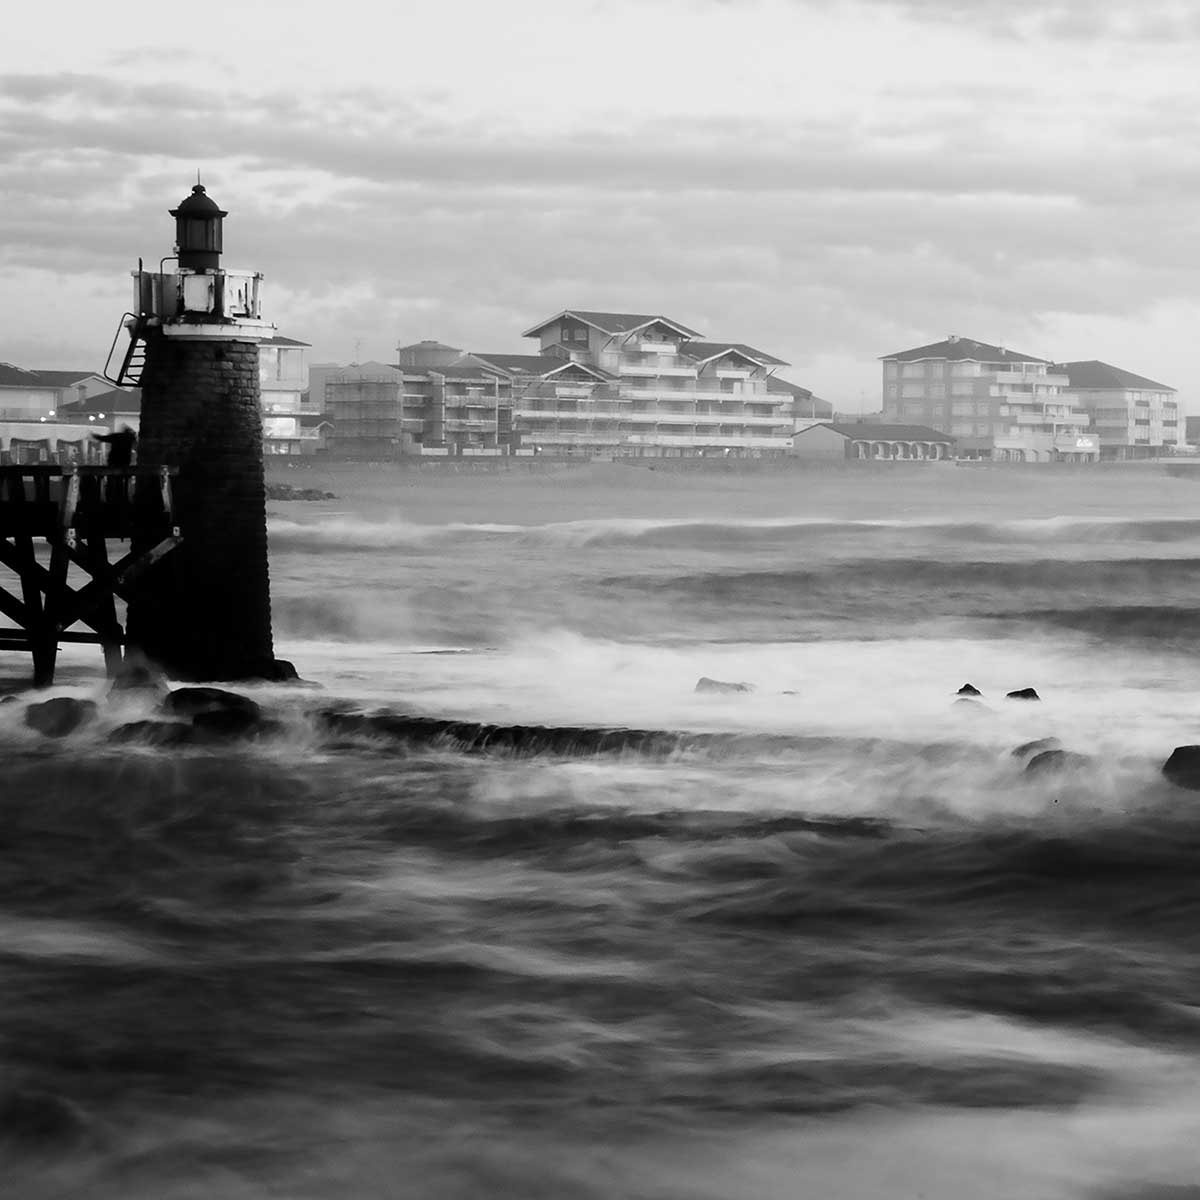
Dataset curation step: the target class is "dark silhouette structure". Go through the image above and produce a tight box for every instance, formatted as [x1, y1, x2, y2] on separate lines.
[114, 184, 293, 682]
[93, 427, 136, 468]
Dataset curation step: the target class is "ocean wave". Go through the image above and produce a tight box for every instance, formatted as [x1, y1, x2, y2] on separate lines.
[268, 513, 1200, 555]
[602, 558, 1200, 616]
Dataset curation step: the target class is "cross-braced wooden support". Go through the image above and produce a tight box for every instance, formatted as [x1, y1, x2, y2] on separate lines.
[0, 466, 182, 686]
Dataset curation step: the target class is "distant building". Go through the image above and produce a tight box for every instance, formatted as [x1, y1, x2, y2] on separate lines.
[880, 335, 1098, 462]
[0, 363, 115, 463]
[791, 422, 955, 461]
[259, 335, 312, 455]
[768, 376, 833, 423]
[516, 310, 796, 458]
[324, 340, 513, 459]
[1055, 360, 1179, 458]
[306, 360, 396, 415]
[57, 386, 142, 434]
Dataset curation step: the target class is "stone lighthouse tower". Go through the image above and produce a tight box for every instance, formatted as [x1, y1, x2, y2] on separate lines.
[121, 183, 291, 681]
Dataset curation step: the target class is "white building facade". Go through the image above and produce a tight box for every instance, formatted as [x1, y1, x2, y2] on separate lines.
[1055, 360, 1179, 459]
[881, 335, 1098, 462]
[517, 310, 795, 458]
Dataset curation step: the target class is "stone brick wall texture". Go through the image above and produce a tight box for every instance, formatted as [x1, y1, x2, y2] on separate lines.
[126, 332, 277, 680]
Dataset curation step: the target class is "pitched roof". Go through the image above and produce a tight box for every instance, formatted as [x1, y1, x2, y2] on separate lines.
[808, 422, 957, 442]
[397, 340, 462, 353]
[1054, 360, 1175, 393]
[681, 341, 789, 368]
[259, 335, 311, 348]
[880, 337, 1049, 365]
[522, 310, 702, 339]
[58, 387, 141, 415]
[765, 376, 813, 399]
[467, 353, 570, 377]
[0, 363, 102, 388]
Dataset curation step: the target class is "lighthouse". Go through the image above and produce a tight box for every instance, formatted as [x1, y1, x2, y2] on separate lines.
[118, 183, 293, 681]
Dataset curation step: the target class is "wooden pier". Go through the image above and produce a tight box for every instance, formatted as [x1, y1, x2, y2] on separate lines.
[0, 465, 181, 686]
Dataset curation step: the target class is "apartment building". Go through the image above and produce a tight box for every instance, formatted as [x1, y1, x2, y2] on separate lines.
[0, 363, 117, 463]
[516, 310, 795, 458]
[880, 335, 1098, 462]
[1054, 360, 1179, 459]
[259, 335, 313, 455]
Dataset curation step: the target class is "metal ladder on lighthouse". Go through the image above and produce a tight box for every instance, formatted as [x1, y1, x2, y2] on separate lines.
[102, 313, 149, 388]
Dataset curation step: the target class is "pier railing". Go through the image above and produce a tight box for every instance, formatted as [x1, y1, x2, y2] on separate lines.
[0, 465, 178, 541]
[0, 465, 182, 685]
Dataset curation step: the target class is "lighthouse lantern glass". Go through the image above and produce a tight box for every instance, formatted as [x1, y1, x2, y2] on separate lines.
[178, 215, 222, 256]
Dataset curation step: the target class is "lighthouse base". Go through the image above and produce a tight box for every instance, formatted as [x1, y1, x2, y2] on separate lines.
[126, 333, 285, 682]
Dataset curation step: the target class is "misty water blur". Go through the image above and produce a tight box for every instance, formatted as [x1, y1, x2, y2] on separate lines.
[5, 460, 1200, 1199]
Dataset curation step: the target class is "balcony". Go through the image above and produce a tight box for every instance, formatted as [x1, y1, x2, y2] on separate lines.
[625, 433, 791, 449]
[443, 418, 495, 431]
[618, 367, 697, 380]
[637, 340, 677, 353]
[993, 370, 1068, 387]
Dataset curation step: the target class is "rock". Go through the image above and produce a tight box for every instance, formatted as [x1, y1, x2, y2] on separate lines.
[266, 483, 337, 501]
[24, 697, 99, 738]
[694, 677, 755, 695]
[956, 683, 982, 697]
[107, 659, 169, 702]
[953, 697, 990, 711]
[1162, 746, 1200, 791]
[0, 1088, 89, 1147]
[1025, 749, 1092, 776]
[109, 719, 197, 747]
[1006, 688, 1041, 701]
[1011, 737, 1063, 760]
[162, 687, 261, 721]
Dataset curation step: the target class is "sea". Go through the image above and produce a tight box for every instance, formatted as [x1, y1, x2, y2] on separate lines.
[5, 459, 1200, 1199]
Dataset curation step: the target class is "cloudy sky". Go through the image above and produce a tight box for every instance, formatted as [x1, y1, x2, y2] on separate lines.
[3, 0, 1200, 408]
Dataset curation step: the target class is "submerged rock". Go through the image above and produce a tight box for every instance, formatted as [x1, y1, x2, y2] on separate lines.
[0, 1087, 90, 1147]
[24, 697, 98, 738]
[1025, 749, 1091, 776]
[162, 687, 261, 721]
[1006, 688, 1041, 701]
[956, 683, 982, 697]
[109, 719, 197, 747]
[1011, 737, 1063, 761]
[265, 483, 337, 501]
[694, 677, 755, 695]
[107, 658, 170, 702]
[1162, 746, 1200, 790]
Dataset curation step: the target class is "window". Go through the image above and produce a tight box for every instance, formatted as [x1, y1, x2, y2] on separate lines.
[932, 404, 945, 416]
[885, 362, 899, 380]
[902, 364, 924, 379]
[929, 383, 945, 399]
[952, 382, 975, 396]
[976, 423, 991, 436]
[886, 384, 898, 398]
[930, 362, 944, 378]
[901, 383, 925, 398]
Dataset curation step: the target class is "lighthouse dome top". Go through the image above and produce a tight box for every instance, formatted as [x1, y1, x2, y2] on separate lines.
[170, 183, 227, 219]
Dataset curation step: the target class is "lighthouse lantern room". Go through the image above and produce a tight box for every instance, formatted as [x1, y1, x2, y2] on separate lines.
[119, 183, 273, 351]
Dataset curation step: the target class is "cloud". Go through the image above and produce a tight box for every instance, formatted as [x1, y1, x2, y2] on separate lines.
[2, 63, 1199, 405]
[858, 0, 1200, 40]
